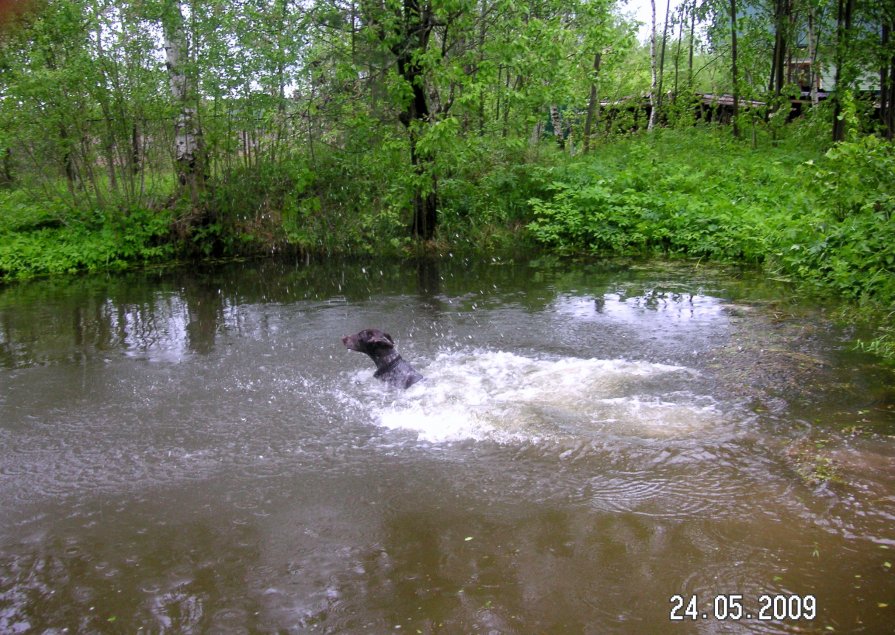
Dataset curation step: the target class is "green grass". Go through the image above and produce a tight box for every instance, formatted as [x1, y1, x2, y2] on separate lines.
[526, 126, 895, 306]
[0, 190, 175, 280]
[524, 125, 895, 360]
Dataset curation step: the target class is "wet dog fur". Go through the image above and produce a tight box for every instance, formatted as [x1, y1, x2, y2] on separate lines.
[341, 329, 424, 389]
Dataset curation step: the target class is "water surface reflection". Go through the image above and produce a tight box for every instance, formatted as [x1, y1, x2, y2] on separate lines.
[1, 258, 893, 633]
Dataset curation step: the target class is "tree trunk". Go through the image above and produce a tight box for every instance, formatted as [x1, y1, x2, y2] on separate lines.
[409, 135, 437, 241]
[271, 0, 290, 165]
[583, 52, 602, 154]
[648, 0, 658, 130]
[59, 124, 78, 195]
[369, 0, 439, 240]
[656, 0, 671, 120]
[131, 122, 141, 176]
[0, 148, 13, 186]
[881, 17, 895, 140]
[688, 0, 695, 88]
[94, 22, 119, 199]
[832, 0, 855, 142]
[162, 0, 205, 204]
[774, 35, 784, 95]
[550, 105, 564, 148]
[404, 62, 434, 236]
[673, 5, 684, 98]
[808, 6, 819, 105]
[503, 73, 519, 139]
[768, 0, 788, 97]
[78, 128, 104, 208]
[730, 0, 740, 138]
[888, 60, 895, 140]
[477, 0, 487, 135]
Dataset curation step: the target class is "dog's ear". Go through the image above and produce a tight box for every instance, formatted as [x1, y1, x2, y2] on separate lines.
[365, 330, 394, 347]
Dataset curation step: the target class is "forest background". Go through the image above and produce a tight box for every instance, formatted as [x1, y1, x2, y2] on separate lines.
[0, 0, 893, 356]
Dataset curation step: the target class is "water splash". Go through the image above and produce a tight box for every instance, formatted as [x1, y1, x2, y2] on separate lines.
[361, 349, 729, 444]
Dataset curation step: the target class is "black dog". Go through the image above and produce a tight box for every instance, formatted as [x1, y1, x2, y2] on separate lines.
[342, 329, 424, 389]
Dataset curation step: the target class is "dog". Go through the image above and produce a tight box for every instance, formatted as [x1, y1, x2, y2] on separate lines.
[341, 329, 424, 389]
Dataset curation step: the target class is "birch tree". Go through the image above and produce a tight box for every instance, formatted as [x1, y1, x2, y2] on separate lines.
[161, 0, 205, 203]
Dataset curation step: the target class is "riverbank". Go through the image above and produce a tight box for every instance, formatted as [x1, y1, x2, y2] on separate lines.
[1, 127, 893, 357]
[523, 128, 895, 359]
[527, 128, 895, 305]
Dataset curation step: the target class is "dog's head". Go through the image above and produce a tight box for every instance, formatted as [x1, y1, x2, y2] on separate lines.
[341, 329, 395, 355]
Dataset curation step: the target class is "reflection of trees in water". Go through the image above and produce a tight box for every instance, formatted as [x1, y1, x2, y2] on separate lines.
[0, 257, 814, 368]
[184, 281, 223, 355]
[414, 258, 445, 328]
[0, 259, 503, 366]
[415, 258, 441, 299]
[0, 272, 229, 365]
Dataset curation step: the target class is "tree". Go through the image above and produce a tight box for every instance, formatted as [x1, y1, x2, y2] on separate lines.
[161, 0, 206, 204]
[579, 0, 626, 151]
[806, 0, 820, 106]
[768, 0, 791, 99]
[729, 0, 739, 138]
[648, 0, 658, 130]
[583, 50, 602, 152]
[359, 0, 445, 240]
[655, 0, 671, 122]
[832, 0, 855, 142]
[877, 3, 895, 139]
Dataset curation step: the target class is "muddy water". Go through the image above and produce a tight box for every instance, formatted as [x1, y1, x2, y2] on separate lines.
[0, 258, 893, 633]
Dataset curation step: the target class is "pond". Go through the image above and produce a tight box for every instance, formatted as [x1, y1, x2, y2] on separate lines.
[1, 257, 893, 633]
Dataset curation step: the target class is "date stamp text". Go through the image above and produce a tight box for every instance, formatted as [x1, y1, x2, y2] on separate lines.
[670, 593, 817, 621]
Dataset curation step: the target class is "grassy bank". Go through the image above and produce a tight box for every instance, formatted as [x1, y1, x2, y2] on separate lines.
[524, 126, 895, 359]
[0, 190, 176, 277]
[527, 128, 895, 306]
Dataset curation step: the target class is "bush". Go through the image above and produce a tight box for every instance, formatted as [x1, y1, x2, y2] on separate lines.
[772, 135, 895, 306]
[0, 197, 175, 280]
[526, 129, 806, 262]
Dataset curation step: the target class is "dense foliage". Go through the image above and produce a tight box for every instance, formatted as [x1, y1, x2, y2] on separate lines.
[527, 126, 895, 308]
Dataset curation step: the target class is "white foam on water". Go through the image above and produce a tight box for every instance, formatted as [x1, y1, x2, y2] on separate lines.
[362, 349, 725, 444]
